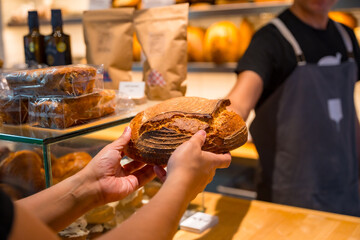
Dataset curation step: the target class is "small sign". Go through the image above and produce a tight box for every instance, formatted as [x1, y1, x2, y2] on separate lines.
[142, 0, 175, 8]
[89, 0, 111, 10]
[180, 212, 219, 234]
[119, 82, 145, 99]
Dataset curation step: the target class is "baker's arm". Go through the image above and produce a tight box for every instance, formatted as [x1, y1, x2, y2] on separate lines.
[227, 70, 264, 120]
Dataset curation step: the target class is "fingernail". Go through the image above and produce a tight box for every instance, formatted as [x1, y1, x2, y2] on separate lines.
[124, 126, 131, 135]
[197, 130, 206, 137]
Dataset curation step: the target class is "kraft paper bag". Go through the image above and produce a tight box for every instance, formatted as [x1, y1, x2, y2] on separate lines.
[134, 3, 188, 100]
[83, 8, 135, 89]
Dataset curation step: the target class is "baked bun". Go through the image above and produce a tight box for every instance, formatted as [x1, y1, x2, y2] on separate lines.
[0, 150, 46, 193]
[52, 152, 92, 183]
[124, 97, 247, 165]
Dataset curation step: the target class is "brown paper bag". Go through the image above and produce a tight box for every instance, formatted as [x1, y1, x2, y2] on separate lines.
[83, 8, 135, 89]
[134, 3, 188, 100]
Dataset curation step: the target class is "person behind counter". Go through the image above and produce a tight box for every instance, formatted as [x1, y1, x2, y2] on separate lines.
[1, 128, 231, 239]
[227, 0, 360, 216]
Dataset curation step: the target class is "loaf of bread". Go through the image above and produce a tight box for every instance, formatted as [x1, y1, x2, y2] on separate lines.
[5, 65, 97, 96]
[0, 150, 46, 194]
[0, 95, 28, 124]
[124, 97, 248, 165]
[52, 152, 92, 184]
[29, 89, 116, 129]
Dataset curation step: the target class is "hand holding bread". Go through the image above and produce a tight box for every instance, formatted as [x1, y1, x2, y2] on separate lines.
[155, 130, 232, 200]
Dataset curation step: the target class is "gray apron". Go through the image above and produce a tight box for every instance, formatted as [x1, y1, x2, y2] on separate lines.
[250, 18, 360, 216]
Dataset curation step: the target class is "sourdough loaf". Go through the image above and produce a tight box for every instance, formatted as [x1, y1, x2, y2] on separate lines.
[124, 97, 248, 165]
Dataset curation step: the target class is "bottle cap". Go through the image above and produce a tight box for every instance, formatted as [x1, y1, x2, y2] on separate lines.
[28, 11, 39, 30]
[51, 9, 63, 28]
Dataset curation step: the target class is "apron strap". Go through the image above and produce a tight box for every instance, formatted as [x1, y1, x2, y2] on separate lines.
[270, 18, 306, 66]
[333, 21, 354, 59]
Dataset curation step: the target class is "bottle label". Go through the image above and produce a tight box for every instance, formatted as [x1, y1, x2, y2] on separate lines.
[46, 41, 67, 66]
[29, 41, 35, 53]
[57, 42, 66, 53]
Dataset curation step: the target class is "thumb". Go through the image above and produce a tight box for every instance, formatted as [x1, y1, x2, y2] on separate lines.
[109, 126, 131, 150]
[189, 130, 206, 147]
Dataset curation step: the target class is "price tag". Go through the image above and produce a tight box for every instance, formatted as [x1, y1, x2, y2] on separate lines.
[119, 82, 145, 99]
[180, 212, 219, 234]
[89, 0, 111, 10]
[142, 0, 175, 8]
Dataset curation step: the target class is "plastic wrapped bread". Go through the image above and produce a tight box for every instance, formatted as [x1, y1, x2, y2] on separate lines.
[28, 89, 117, 129]
[0, 94, 28, 125]
[4, 65, 104, 96]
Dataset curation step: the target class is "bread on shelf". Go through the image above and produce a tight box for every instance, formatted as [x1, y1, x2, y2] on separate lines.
[5, 65, 98, 96]
[52, 152, 92, 184]
[0, 150, 46, 194]
[28, 89, 117, 129]
[0, 95, 28, 124]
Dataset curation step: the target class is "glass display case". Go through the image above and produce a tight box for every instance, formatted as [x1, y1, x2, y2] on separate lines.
[0, 101, 158, 192]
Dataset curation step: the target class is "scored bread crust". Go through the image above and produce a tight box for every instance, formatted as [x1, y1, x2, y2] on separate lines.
[124, 97, 248, 165]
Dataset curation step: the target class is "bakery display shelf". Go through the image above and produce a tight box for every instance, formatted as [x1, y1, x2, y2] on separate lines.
[0, 101, 159, 144]
[0, 101, 159, 187]
[132, 62, 237, 73]
[7, 15, 83, 27]
[188, 1, 291, 18]
[5, 1, 360, 27]
[6, 2, 290, 27]
[0, 112, 132, 145]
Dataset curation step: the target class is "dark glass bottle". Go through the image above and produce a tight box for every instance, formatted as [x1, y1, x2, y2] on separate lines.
[45, 9, 72, 66]
[24, 11, 46, 67]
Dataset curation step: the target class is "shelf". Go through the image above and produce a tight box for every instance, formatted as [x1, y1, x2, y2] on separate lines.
[189, 1, 291, 18]
[0, 101, 159, 145]
[7, 15, 83, 27]
[7, 1, 360, 27]
[132, 62, 237, 72]
[4, 2, 292, 27]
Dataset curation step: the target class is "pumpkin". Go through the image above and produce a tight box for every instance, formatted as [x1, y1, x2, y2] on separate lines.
[204, 21, 240, 64]
[238, 18, 254, 58]
[133, 33, 141, 62]
[187, 26, 205, 62]
[329, 11, 357, 29]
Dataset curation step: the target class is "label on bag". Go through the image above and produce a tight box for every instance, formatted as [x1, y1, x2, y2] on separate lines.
[119, 82, 145, 99]
[180, 212, 219, 234]
[89, 0, 111, 10]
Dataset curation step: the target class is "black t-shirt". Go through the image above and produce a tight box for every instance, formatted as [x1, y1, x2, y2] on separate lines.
[236, 9, 360, 109]
[0, 190, 14, 240]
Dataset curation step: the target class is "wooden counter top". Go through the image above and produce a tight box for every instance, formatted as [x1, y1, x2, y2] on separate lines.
[174, 192, 360, 239]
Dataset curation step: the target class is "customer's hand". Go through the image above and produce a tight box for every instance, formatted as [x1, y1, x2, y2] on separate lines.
[154, 130, 231, 200]
[83, 127, 156, 205]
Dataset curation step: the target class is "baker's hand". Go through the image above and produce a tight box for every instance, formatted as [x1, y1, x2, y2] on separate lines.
[154, 130, 231, 200]
[83, 127, 156, 205]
